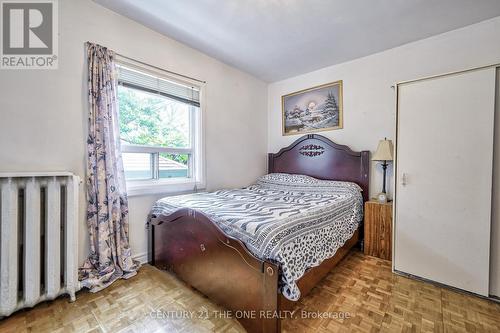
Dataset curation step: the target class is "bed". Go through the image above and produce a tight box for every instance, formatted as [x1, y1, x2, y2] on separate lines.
[149, 134, 369, 333]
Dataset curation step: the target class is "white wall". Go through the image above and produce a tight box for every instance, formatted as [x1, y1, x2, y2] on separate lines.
[268, 16, 500, 200]
[0, 0, 268, 264]
[267, 16, 500, 296]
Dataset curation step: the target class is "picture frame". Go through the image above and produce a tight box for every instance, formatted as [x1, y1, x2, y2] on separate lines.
[282, 80, 343, 136]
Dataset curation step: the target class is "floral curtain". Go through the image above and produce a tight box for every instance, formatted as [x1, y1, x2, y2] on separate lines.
[79, 42, 140, 292]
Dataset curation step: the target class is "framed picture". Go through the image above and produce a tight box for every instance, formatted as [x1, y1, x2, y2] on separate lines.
[282, 80, 343, 135]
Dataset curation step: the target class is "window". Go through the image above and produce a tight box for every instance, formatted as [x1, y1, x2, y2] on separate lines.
[116, 64, 203, 195]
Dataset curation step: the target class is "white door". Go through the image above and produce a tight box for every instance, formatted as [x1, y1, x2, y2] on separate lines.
[395, 67, 496, 296]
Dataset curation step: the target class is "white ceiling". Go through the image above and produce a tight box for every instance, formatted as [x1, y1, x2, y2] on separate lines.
[94, 0, 500, 82]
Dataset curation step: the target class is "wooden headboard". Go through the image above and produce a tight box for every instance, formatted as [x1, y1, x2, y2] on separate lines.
[268, 134, 370, 202]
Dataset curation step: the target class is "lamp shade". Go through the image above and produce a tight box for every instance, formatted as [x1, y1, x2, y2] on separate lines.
[372, 139, 394, 161]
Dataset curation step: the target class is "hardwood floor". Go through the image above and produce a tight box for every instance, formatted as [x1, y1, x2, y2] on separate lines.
[1, 251, 499, 333]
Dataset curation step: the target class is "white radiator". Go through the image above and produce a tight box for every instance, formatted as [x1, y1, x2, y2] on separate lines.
[0, 172, 81, 317]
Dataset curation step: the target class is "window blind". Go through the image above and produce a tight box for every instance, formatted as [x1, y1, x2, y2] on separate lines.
[116, 65, 200, 107]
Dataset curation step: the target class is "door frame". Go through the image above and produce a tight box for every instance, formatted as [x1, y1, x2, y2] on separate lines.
[392, 63, 500, 301]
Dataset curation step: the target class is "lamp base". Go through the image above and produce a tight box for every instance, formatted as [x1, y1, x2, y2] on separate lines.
[375, 192, 388, 204]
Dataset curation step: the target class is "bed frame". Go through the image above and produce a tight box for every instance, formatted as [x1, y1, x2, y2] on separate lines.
[150, 134, 369, 333]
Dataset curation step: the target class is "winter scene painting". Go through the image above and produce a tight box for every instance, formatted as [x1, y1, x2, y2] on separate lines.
[282, 81, 343, 135]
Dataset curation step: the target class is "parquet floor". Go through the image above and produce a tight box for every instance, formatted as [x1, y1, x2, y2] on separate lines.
[1, 251, 499, 333]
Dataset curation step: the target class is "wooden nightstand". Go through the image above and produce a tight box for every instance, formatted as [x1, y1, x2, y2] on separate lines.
[364, 200, 392, 260]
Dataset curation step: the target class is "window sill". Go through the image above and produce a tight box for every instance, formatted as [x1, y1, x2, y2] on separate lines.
[126, 178, 205, 197]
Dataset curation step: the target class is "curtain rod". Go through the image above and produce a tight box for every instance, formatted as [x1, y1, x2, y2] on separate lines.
[116, 53, 206, 84]
[86, 42, 206, 83]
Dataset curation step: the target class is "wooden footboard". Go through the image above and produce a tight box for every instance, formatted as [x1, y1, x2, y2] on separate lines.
[151, 209, 280, 333]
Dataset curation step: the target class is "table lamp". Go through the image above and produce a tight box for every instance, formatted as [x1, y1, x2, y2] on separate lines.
[372, 138, 394, 203]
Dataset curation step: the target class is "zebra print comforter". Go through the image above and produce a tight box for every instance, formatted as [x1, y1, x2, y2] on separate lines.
[149, 173, 363, 301]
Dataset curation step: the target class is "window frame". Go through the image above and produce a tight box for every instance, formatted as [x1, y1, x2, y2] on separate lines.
[116, 59, 205, 197]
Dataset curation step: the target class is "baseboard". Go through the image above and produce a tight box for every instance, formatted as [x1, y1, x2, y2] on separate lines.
[394, 270, 500, 304]
[133, 252, 149, 265]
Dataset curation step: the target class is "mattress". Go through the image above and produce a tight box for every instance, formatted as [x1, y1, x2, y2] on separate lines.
[149, 173, 363, 301]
